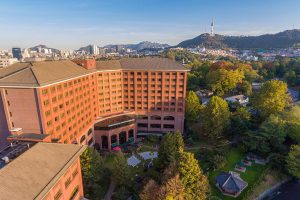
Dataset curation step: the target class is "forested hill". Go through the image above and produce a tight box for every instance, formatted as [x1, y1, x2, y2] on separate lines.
[177, 29, 300, 49]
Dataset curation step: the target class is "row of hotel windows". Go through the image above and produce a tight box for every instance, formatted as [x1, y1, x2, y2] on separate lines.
[41, 78, 95, 95]
[123, 72, 185, 76]
[123, 78, 184, 82]
[124, 107, 183, 112]
[53, 168, 79, 200]
[137, 123, 175, 129]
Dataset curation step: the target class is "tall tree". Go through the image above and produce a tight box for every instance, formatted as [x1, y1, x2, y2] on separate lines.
[259, 115, 287, 152]
[139, 179, 163, 200]
[158, 131, 184, 167]
[177, 151, 209, 200]
[111, 152, 130, 186]
[202, 96, 230, 139]
[239, 80, 252, 96]
[252, 80, 290, 118]
[80, 147, 105, 198]
[286, 145, 300, 178]
[185, 91, 203, 123]
[207, 69, 244, 96]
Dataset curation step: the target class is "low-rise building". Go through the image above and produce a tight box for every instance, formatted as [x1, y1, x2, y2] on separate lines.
[0, 58, 18, 68]
[225, 95, 249, 106]
[0, 142, 86, 200]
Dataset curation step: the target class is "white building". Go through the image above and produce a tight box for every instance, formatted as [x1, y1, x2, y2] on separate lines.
[225, 95, 249, 106]
[0, 58, 18, 68]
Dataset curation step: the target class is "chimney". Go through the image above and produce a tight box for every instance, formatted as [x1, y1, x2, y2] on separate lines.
[73, 58, 96, 70]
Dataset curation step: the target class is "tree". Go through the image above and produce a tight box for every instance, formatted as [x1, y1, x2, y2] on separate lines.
[139, 179, 163, 200]
[229, 107, 251, 137]
[163, 174, 185, 200]
[158, 131, 184, 167]
[185, 91, 203, 123]
[80, 147, 105, 198]
[284, 70, 296, 86]
[207, 69, 244, 96]
[111, 152, 130, 186]
[177, 151, 209, 200]
[259, 115, 287, 152]
[286, 145, 300, 178]
[241, 115, 287, 155]
[202, 96, 230, 140]
[252, 80, 290, 118]
[239, 80, 252, 96]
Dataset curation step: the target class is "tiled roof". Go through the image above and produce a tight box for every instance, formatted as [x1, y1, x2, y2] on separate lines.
[0, 143, 86, 200]
[97, 57, 188, 71]
[0, 57, 187, 87]
[0, 60, 94, 87]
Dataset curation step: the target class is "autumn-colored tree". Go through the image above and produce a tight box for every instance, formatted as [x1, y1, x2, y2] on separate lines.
[252, 80, 290, 118]
[202, 96, 230, 139]
[210, 61, 234, 71]
[139, 179, 163, 200]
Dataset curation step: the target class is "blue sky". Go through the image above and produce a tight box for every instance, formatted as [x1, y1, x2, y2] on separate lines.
[0, 0, 300, 49]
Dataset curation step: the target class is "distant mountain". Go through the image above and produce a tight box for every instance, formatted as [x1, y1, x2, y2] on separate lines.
[177, 29, 300, 49]
[104, 41, 170, 50]
[29, 44, 60, 53]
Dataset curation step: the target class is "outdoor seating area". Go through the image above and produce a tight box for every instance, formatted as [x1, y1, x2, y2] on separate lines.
[246, 153, 269, 165]
[127, 151, 158, 168]
[127, 155, 141, 167]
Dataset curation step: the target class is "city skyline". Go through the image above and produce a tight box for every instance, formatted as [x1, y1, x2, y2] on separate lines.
[1, 0, 300, 49]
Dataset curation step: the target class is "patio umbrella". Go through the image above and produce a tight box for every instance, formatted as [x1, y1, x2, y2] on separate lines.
[112, 146, 121, 151]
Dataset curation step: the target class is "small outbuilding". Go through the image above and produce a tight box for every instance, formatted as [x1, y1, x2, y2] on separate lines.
[215, 171, 248, 197]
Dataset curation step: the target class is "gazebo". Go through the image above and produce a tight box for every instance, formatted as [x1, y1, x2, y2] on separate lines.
[215, 171, 248, 197]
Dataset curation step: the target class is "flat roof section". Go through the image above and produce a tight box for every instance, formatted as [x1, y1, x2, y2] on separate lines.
[7, 133, 51, 142]
[95, 115, 135, 130]
[0, 143, 87, 200]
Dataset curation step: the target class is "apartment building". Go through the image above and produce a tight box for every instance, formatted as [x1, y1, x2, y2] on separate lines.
[0, 57, 188, 150]
[0, 58, 18, 68]
[0, 142, 86, 200]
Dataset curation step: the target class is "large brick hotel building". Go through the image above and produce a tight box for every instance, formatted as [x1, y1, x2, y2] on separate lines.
[0, 57, 188, 149]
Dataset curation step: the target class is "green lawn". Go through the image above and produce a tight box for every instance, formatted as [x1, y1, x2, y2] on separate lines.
[208, 148, 267, 200]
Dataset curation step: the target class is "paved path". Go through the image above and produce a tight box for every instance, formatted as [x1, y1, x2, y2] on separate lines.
[104, 180, 115, 200]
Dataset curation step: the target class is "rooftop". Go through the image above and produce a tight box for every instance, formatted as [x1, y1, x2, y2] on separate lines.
[96, 57, 188, 71]
[0, 142, 86, 200]
[7, 133, 51, 142]
[95, 115, 135, 130]
[0, 57, 187, 87]
[215, 171, 248, 196]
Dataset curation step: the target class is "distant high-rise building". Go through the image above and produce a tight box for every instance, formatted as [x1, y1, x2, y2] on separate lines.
[12, 47, 22, 60]
[88, 44, 99, 55]
[210, 19, 214, 36]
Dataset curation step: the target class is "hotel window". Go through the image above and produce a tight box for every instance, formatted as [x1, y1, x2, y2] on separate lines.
[69, 186, 79, 200]
[150, 124, 161, 128]
[44, 100, 49, 106]
[50, 87, 56, 93]
[65, 177, 71, 189]
[45, 110, 51, 117]
[47, 121, 52, 126]
[163, 124, 174, 129]
[54, 190, 62, 200]
[42, 89, 48, 95]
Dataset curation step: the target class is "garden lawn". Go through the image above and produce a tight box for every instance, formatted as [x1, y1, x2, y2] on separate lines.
[209, 148, 268, 200]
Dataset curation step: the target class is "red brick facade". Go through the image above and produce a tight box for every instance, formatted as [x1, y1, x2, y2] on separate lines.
[0, 59, 188, 150]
